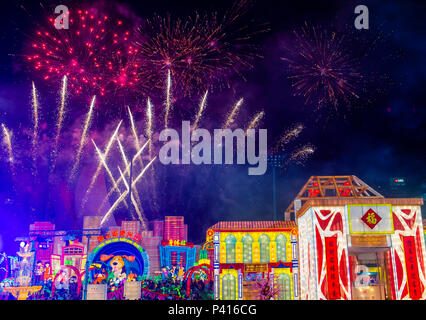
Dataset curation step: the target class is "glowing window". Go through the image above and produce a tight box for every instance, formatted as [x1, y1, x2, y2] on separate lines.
[277, 273, 291, 300]
[275, 234, 287, 262]
[259, 234, 270, 263]
[225, 235, 237, 263]
[242, 234, 253, 263]
[222, 274, 236, 300]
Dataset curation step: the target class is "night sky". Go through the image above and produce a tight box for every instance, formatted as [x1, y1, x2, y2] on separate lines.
[0, 0, 425, 253]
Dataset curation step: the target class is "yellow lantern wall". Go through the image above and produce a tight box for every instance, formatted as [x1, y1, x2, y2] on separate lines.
[218, 231, 293, 264]
[236, 242, 243, 263]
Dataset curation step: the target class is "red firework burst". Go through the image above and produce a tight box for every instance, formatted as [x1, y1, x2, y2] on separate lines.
[281, 22, 362, 110]
[26, 7, 141, 97]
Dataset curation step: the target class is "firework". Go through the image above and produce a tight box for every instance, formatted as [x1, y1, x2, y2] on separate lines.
[92, 139, 128, 209]
[69, 95, 96, 180]
[116, 136, 144, 212]
[80, 120, 122, 211]
[117, 166, 145, 227]
[132, 157, 157, 185]
[245, 110, 264, 134]
[134, 0, 268, 97]
[192, 91, 208, 130]
[51, 75, 68, 172]
[164, 70, 172, 128]
[101, 156, 156, 226]
[146, 98, 154, 159]
[223, 98, 244, 128]
[288, 144, 315, 165]
[117, 166, 135, 220]
[274, 123, 304, 152]
[269, 122, 314, 168]
[281, 22, 361, 109]
[127, 106, 144, 168]
[98, 140, 149, 215]
[26, 6, 141, 97]
[31, 81, 40, 175]
[1, 124, 14, 176]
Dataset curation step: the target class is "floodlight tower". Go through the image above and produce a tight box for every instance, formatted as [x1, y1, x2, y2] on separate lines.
[267, 154, 286, 221]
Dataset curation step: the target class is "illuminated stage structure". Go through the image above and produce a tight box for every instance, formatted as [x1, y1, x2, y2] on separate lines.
[423, 220, 426, 250]
[2, 176, 426, 301]
[0, 215, 201, 300]
[158, 217, 197, 271]
[289, 176, 426, 300]
[209, 221, 298, 300]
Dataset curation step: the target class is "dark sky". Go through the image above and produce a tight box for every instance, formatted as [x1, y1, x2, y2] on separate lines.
[0, 0, 425, 253]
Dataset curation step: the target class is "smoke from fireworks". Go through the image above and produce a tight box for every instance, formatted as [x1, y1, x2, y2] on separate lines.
[281, 22, 361, 110]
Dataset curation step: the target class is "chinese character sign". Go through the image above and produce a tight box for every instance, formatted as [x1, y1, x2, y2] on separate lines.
[348, 205, 393, 234]
[402, 236, 421, 300]
[325, 236, 341, 300]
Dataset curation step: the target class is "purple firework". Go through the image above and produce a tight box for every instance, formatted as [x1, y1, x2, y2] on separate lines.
[281, 22, 362, 110]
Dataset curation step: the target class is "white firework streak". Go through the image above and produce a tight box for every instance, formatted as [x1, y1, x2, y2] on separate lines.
[101, 156, 156, 226]
[92, 139, 129, 209]
[70, 95, 96, 181]
[98, 140, 150, 214]
[80, 120, 122, 211]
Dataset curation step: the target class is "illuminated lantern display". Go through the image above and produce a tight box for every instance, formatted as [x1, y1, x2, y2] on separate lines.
[61, 241, 86, 274]
[209, 221, 298, 300]
[287, 175, 426, 300]
[158, 216, 197, 271]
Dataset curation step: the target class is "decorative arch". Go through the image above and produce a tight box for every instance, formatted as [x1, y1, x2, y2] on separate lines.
[276, 273, 291, 300]
[202, 241, 214, 250]
[51, 265, 82, 297]
[183, 264, 213, 297]
[222, 273, 236, 300]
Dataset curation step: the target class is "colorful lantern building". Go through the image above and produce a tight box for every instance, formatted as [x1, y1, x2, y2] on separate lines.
[287, 176, 426, 300]
[159, 216, 197, 271]
[209, 221, 298, 300]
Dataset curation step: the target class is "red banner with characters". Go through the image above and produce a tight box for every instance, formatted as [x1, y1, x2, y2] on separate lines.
[402, 236, 421, 300]
[325, 236, 341, 300]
